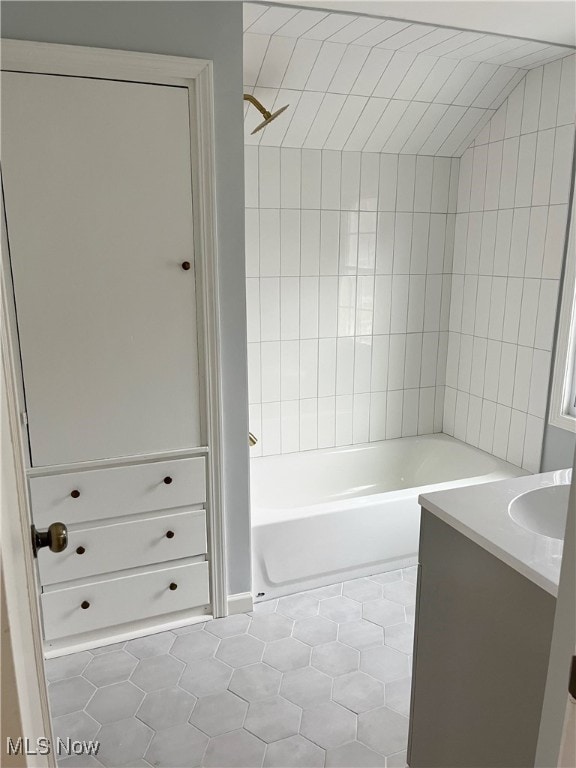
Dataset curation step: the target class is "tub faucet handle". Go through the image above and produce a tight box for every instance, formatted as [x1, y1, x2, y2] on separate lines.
[249, 432, 258, 447]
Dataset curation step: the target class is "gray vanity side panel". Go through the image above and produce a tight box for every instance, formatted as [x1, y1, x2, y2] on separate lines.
[535, 459, 576, 766]
[408, 510, 556, 768]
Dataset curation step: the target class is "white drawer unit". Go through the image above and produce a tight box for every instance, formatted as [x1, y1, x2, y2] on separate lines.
[37, 509, 207, 586]
[29, 456, 206, 528]
[41, 560, 210, 640]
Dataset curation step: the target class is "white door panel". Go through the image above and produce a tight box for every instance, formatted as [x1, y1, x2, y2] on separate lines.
[2, 72, 202, 466]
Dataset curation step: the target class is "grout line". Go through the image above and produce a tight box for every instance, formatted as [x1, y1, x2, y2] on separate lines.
[462, 148, 489, 442]
[248, 200, 571, 215]
[487, 69, 525, 112]
[434, 102, 480, 158]
[249, 84, 500, 112]
[306, 11, 360, 45]
[274, 9, 331, 41]
[337, 95, 373, 153]
[401, 103, 450, 155]
[512, 83, 550, 465]
[244, 6, 575, 56]
[414, 57, 461, 104]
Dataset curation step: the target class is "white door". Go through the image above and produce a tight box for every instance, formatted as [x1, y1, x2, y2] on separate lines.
[2, 72, 202, 467]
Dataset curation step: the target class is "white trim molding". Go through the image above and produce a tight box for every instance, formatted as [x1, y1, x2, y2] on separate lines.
[550, 188, 576, 432]
[227, 592, 254, 615]
[1, 216, 54, 765]
[0, 39, 208, 84]
[43, 611, 213, 659]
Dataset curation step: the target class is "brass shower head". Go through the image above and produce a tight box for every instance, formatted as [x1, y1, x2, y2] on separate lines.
[244, 94, 289, 134]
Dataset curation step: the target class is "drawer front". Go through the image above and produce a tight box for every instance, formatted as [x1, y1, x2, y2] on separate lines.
[41, 560, 210, 640]
[29, 457, 206, 527]
[37, 510, 207, 586]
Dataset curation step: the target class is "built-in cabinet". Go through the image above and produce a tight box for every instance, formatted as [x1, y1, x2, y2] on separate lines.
[3, 71, 202, 467]
[1, 50, 220, 650]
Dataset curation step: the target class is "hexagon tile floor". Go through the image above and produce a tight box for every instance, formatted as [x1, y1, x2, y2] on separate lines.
[47, 567, 416, 768]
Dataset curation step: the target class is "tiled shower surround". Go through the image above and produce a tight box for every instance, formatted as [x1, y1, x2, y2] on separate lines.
[246, 147, 459, 456]
[246, 56, 575, 471]
[444, 55, 575, 472]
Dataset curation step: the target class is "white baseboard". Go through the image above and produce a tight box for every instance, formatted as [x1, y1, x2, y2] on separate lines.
[44, 607, 211, 658]
[44, 594, 255, 657]
[227, 592, 253, 615]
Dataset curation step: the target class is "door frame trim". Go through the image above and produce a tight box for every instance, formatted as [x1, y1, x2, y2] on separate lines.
[1, 202, 54, 766]
[0, 40, 228, 621]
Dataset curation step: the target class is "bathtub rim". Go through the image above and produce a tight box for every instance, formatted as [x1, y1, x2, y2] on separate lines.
[250, 434, 529, 524]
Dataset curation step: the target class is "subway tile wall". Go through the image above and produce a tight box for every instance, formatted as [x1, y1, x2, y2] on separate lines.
[245, 148, 459, 456]
[444, 55, 575, 472]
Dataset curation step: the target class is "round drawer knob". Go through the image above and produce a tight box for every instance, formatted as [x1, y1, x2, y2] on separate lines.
[163, 476, 173, 485]
[181, 261, 191, 271]
[70, 490, 81, 499]
[166, 531, 175, 539]
[169, 582, 178, 591]
[76, 546, 86, 555]
[81, 601, 90, 610]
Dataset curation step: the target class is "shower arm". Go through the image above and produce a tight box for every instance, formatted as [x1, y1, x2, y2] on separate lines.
[243, 94, 272, 122]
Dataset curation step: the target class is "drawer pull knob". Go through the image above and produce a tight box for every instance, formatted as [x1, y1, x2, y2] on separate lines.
[163, 476, 173, 485]
[76, 546, 86, 555]
[81, 601, 90, 609]
[181, 261, 191, 271]
[166, 530, 175, 539]
[169, 582, 178, 591]
[70, 490, 81, 499]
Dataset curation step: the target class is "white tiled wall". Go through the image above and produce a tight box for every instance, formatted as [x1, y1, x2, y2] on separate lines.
[444, 55, 575, 472]
[246, 147, 459, 455]
[243, 4, 574, 155]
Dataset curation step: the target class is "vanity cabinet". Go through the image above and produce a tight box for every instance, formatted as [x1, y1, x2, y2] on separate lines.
[408, 509, 556, 768]
[2, 65, 214, 648]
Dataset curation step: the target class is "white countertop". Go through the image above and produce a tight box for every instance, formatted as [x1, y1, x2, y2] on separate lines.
[419, 469, 572, 597]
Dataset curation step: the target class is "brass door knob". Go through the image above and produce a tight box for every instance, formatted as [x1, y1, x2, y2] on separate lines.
[181, 261, 191, 271]
[70, 489, 80, 498]
[169, 582, 178, 590]
[81, 601, 90, 609]
[31, 522, 68, 555]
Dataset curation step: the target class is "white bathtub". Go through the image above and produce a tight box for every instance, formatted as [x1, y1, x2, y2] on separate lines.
[250, 434, 527, 601]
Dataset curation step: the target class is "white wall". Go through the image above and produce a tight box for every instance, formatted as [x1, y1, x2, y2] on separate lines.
[542, 423, 576, 471]
[0, 0, 252, 595]
[444, 55, 575, 472]
[246, 146, 458, 455]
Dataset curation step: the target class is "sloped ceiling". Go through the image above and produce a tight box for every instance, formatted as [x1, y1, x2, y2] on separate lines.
[243, 2, 575, 155]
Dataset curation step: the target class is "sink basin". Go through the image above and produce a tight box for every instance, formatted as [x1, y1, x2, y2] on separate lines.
[508, 485, 570, 540]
